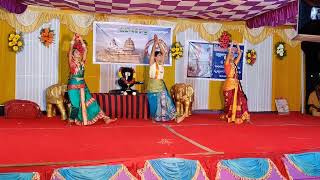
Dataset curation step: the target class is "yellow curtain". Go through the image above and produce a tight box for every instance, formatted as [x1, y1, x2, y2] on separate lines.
[58, 24, 71, 85]
[272, 34, 301, 111]
[135, 65, 148, 92]
[59, 24, 100, 92]
[0, 20, 16, 104]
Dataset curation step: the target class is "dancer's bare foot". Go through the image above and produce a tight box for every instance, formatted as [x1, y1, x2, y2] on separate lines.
[67, 121, 74, 126]
[176, 114, 187, 123]
[104, 117, 117, 124]
[246, 119, 253, 124]
[219, 114, 226, 120]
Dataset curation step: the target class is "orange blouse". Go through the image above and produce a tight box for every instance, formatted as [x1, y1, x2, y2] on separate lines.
[223, 62, 239, 91]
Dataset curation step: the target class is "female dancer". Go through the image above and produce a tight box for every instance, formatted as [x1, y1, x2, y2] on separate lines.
[147, 35, 185, 123]
[221, 42, 250, 124]
[67, 34, 116, 125]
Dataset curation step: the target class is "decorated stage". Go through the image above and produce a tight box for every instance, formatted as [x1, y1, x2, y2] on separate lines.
[1, 112, 320, 179]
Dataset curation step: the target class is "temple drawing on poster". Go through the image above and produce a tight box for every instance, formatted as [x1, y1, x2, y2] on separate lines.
[97, 37, 141, 64]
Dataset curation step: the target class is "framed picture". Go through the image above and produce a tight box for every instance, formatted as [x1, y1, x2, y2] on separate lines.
[187, 41, 244, 80]
[275, 98, 290, 115]
[93, 22, 172, 65]
[187, 41, 213, 78]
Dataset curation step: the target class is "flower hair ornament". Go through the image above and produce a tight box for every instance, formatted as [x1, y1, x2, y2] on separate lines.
[219, 31, 232, 49]
[72, 40, 86, 55]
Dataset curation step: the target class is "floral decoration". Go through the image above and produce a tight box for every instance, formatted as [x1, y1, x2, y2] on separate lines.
[39, 27, 54, 47]
[171, 42, 183, 60]
[275, 42, 287, 60]
[8, 32, 24, 52]
[246, 49, 257, 65]
[219, 31, 232, 49]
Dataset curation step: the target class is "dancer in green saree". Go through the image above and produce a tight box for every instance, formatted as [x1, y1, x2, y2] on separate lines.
[67, 34, 116, 126]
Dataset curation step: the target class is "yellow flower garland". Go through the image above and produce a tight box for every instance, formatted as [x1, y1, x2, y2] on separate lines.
[8, 32, 24, 52]
[171, 42, 183, 60]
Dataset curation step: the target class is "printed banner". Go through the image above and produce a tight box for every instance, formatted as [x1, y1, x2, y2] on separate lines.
[187, 41, 244, 80]
[93, 22, 172, 65]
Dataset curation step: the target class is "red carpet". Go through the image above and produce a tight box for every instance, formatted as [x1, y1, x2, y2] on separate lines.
[0, 112, 320, 179]
[170, 114, 320, 154]
[0, 119, 204, 164]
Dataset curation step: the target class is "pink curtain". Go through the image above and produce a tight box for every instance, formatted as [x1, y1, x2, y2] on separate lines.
[0, 0, 27, 14]
[246, 1, 298, 28]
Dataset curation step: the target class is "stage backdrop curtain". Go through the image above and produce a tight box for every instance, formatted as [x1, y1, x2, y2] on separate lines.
[242, 36, 273, 112]
[272, 33, 301, 111]
[16, 19, 60, 110]
[0, 20, 16, 104]
[286, 152, 320, 176]
[176, 29, 210, 110]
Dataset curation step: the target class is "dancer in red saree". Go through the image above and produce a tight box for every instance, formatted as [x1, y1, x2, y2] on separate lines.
[221, 42, 250, 124]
